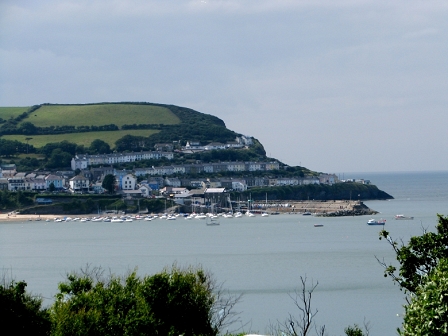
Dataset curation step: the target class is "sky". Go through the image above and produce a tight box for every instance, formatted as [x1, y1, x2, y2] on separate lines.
[1, 0, 448, 174]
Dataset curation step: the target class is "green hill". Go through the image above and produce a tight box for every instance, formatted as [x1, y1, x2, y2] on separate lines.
[25, 104, 181, 127]
[0, 102, 240, 149]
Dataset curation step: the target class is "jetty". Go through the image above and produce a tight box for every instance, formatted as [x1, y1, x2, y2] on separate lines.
[256, 200, 377, 217]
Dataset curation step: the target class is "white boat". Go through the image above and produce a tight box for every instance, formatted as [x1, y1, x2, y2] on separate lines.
[111, 218, 123, 223]
[195, 214, 207, 220]
[245, 211, 255, 217]
[367, 218, 386, 225]
[394, 214, 414, 220]
[261, 212, 269, 217]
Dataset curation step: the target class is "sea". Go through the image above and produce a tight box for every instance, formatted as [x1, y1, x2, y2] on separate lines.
[1, 171, 448, 335]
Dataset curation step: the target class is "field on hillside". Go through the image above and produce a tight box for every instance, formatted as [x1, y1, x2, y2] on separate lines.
[26, 104, 181, 127]
[0, 107, 30, 119]
[2, 129, 160, 148]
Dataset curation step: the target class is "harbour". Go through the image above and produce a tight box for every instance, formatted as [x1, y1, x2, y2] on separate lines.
[1, 171, 448, 335]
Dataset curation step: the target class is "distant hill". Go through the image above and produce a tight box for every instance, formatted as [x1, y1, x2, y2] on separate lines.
[0, 102, 243, 150]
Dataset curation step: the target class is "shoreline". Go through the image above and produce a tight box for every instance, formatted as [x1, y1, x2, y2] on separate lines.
[0, 213, 63, 222]
[0, 200, 377, 222]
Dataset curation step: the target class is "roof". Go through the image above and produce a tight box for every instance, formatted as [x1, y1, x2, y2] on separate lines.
[204, 188, 226, 193]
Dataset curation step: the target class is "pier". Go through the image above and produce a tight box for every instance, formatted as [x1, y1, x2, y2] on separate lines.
[250, 200, 377, 216]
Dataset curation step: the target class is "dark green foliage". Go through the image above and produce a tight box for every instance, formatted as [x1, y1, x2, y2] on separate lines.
[113, 103, 239, 152]
[62, 199, 96, 214]
[234, 183, 392, 202]
[89, 139, 111, 154]
[45, 149, 72, 169]
[0, 190, 35, 210]
[19, 121, 38, 135]
[102, 174, 116, 194]
[399, 258, 448, 335]
[379, 214, 448, 294]
[49, 265, 230, 336]
[114, 134, 146, 152]
[18, 156, 41, 171]
[345, 324, 366, 336]
[39, 141, 78, 158]
[0, 278, 51, 336]
[0, 138, 34, 156]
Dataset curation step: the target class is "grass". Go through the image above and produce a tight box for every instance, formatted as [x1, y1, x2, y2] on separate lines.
[0, 107, 30, 120]
[2, 129, 160, 148]
[27, 104, 181, 127]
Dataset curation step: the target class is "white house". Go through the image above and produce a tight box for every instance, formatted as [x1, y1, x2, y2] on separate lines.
[204, 142, 227, 151]
[138, 184, 152, 198]
[232, 180, 247, 191]
[120, 174, 136, 190]
[69, 175, 90, 193]
[8, 177, 25, 191]
[319, 174, 339, 185]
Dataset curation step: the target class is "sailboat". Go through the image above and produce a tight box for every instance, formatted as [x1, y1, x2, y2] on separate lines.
[261, 192, 269, 217]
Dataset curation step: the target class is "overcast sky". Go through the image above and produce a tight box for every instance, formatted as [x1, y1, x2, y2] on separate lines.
[1, 0, 447, 174]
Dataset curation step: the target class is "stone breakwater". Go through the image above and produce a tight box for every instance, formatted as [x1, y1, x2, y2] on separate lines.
[261, 200, 378, 217]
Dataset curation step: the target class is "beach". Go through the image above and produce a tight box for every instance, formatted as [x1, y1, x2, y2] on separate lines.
[0, 213, 72, 222]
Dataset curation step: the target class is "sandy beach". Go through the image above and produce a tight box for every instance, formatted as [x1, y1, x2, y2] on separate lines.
[0, 213, 79, 222]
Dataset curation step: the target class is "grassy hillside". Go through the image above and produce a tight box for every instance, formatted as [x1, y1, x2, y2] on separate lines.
[0, 102, 239, 150]
[0, 107, 29, 120]
[3, 129, 160, 148]
[28, 104, 180, 127]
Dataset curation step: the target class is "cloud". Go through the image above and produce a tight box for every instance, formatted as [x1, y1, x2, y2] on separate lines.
[2, 0, 448, 171]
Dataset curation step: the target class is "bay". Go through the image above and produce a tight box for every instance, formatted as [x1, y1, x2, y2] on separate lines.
[1, 171, 448, 335]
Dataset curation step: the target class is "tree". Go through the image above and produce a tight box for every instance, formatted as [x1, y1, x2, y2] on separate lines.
[102, 174, 116, 194]
[379, 215, 448, 335]
[89, 139, 111, 154]
[345, 323, 370, 336]
[39, 141, 78, 158]
[46, 148, 72, 169]
[49, 182, 56, 192]
[268, 276, 326, 336]
[19, 121, 38, 135]
[378, 214, 448, 294]
[399, 258, 448, 335]
[49, 265, 241, 336]
[0, 277, 50, 335]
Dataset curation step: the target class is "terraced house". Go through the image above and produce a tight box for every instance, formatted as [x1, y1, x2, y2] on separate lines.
[71, 151, 174, 170]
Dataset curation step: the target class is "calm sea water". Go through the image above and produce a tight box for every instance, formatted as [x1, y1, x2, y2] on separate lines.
[1, 171, 448, 335]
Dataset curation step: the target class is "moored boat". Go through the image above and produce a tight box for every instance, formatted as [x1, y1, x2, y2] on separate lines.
[394, 214, 414, 220]
[367, 218, 386, 225]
